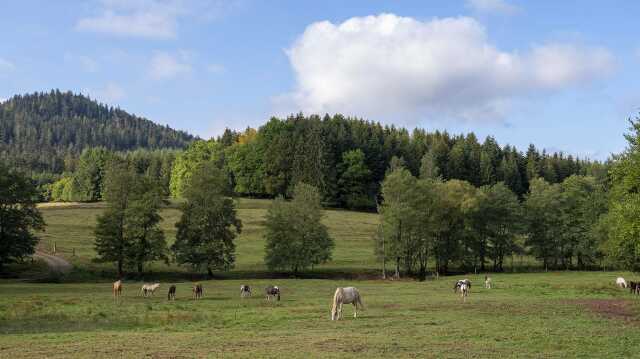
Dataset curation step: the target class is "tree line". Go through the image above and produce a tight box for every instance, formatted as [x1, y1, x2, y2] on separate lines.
[1, 91, 603, 209]
[93, 155, 332, 277]
[378, 156, 608, 279]
[170, 114, 604, 210]
[46, 147, 177, 202]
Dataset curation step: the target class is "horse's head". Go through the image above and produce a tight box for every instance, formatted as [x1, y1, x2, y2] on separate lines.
[331, 303, 340, 320]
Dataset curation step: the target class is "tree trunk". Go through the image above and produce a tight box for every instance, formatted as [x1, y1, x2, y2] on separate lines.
[207, 267, 213, 278]
[118, 260, 123, 277]
[137, 262, 143, 275]
[480, 239, 486, 271]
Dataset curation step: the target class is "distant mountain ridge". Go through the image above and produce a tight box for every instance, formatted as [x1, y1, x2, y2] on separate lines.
[0, 90, 196, 174]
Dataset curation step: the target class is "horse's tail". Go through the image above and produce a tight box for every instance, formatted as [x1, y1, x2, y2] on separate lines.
[355, 289, 365, 310]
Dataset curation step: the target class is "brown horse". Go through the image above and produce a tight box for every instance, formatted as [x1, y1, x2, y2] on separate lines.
[193, 283, 204, 300]
[168, 285, 176, 301]
[113, 280, 122, 300]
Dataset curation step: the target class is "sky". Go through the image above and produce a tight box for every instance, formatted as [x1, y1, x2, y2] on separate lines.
[1, 0, 639, 160]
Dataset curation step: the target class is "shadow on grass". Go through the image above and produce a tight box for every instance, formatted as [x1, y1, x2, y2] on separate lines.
[10, 266, 386, 283]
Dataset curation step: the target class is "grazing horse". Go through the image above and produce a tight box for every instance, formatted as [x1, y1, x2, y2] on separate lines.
[484, 276, 492, 289]
[265, 286, 280, 301]
[629, 281, 640, 295]
[193, 283, 204, 300]
[459, 281, 470, 302]
[616, 277, 627, 289]
[167, 285, 176, 301]
[240, 285, 251, 298]
[113, 280, 122, 300]
[141, 283, 160, 298]
[331, 287, 364, 320]
[454, 279, 471, 293]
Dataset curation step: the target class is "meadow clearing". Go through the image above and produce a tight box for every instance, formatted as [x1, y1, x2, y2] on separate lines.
[0, 199, 638, 358]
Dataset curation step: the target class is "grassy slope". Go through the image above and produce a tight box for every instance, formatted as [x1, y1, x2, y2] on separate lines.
[35, 198, 380, 277]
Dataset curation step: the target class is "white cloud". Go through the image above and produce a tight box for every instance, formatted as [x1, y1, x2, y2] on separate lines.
[85, 83, 126, 104]
[76, 0, 238, 39]
[528, 44, 613, 89]
[0, 58, 15, 75]
[466, 0, 520, 15]
[149, 51, 192, 80]
[280, 14, 614, 123]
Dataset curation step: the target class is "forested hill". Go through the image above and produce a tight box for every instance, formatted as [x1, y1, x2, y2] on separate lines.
[0, 90, 195, 175]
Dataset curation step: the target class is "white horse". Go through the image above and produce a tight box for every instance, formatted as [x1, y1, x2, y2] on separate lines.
[484, 276, 492, 289]
[331, 287, 364, 320]
[616, 277, 627, 289]
[141, 283, 160, 297]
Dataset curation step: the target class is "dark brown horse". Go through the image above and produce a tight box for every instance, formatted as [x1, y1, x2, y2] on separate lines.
[240, 285, 251, 298]
[167, 285, 176, 300]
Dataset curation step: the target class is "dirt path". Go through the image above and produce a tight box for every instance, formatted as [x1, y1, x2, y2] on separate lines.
[34, 250, 73, 273]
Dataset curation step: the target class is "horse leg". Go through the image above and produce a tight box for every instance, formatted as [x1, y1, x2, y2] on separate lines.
[353, 303, 357, 318]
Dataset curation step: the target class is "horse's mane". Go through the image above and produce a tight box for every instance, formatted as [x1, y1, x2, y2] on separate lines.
[331, 287, 343, 314]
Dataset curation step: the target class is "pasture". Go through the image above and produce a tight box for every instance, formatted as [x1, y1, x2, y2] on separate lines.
[34, 198, 380, 278]
[1, 199, 639, 358]
[1, 272, 639, 358]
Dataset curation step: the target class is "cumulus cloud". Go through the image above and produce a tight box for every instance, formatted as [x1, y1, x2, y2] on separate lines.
[466, 0, 520, 15]
[76, 0, 238, 39]
[149, 51, 192, 80]
[0, 58, 15, 75]
[280, 14, 614, 123]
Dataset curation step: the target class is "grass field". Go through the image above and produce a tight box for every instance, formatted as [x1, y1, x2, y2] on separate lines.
[1, 199, 638, 358]
[1, 272, 639, 358]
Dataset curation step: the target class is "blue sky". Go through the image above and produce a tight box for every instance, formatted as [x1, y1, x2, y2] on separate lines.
[1, 0, 639, 160]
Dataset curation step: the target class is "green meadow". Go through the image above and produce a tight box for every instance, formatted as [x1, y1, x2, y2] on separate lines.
[1, 199, 638, 358]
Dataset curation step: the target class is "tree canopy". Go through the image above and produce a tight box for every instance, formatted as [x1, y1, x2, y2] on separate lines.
[0, 164, 44, 270]
[172, 162, 242, 276]
[264, 182, 334, 273]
